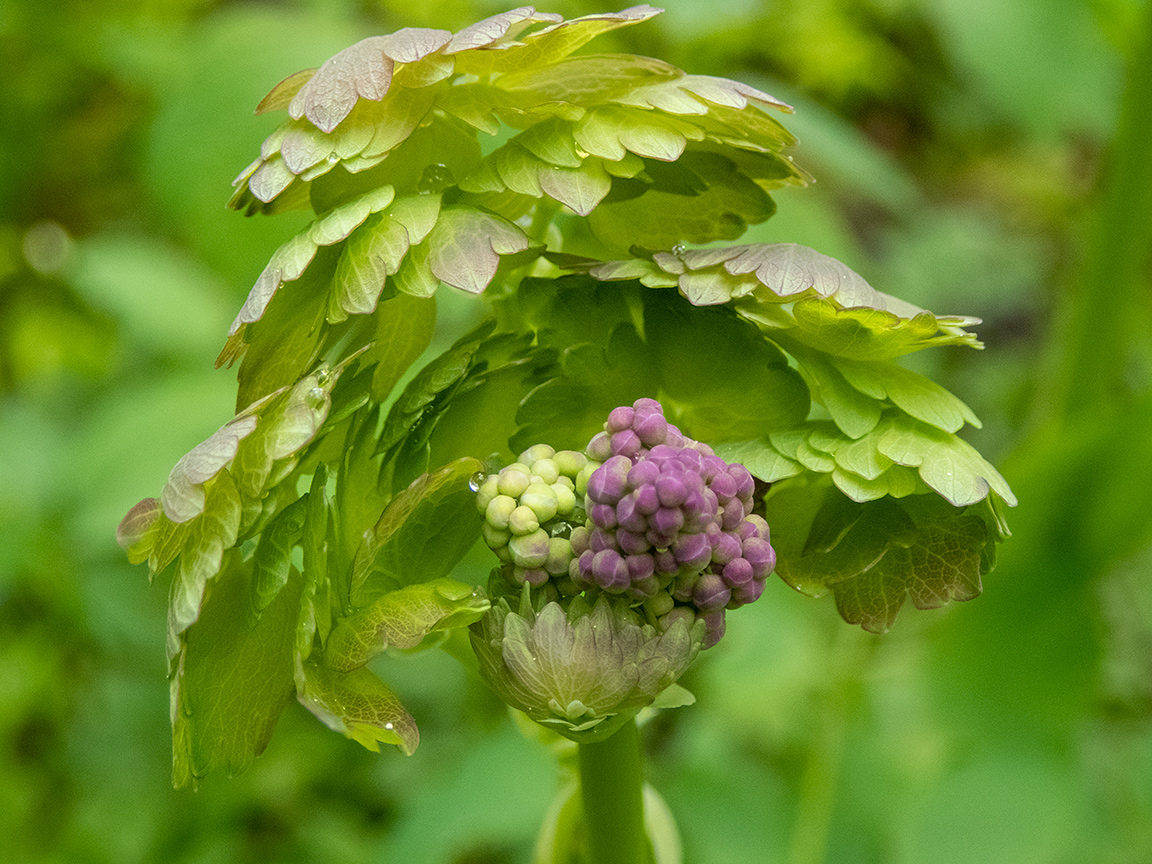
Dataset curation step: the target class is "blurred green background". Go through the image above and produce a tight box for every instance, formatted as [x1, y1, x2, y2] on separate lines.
[3, 0, 1151, 862]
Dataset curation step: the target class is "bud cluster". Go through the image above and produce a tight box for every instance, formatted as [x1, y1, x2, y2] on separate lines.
[477, 399, 775, 649]
[474, 444, 599, 587]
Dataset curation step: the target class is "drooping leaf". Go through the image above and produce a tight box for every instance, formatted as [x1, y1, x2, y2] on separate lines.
[296, 662, 419, 755]
[168, 471, 243, 637]
[325, 577, 489, 671]
[171, 557, 301, 788]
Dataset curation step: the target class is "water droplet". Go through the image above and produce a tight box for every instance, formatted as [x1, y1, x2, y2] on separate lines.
[671, 243, 687, 256]
[384, 722, 394, 730]
[326, 154, 340, 165]
[305, 387, 326, 410]
[469, 471, 486, 492]
[417, 163, 455, 194]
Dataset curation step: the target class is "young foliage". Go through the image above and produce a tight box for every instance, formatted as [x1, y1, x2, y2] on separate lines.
[118, 4, 1013, 786]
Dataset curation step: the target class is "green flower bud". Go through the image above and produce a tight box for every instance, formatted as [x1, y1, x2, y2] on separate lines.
[544, 537, 574, 574]
[553, 449, 587, 478]
[485, 494, 518, 530]
[509, 528, 551, 568]
[476, 474, 501, 514]
[551, 482, 577, 516]
[519, 444, 556, 465]
[529, 457, 560, 485]
[521, 481, 559, 523]
[508, 504, 541, 536]
[471, 592, 704, 743]
[575, 461, 600, 496]
[482, 521, 511, 550]
[497, 466, 532, 498]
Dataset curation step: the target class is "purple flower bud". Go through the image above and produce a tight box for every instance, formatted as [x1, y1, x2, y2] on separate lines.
[587, 455, 631, 504]
[699, 609, 726, 649]
[741, 537, 775, 578]
[722, 557, 754, 586]
[618, 528, 651, 555]
[626, 553, 656, 582]
[654, 549, 678, 575]
[606, 405, 634, 433]
[634, 484, 660, 515]
[655, 474, 688, 508]
[586, 431, 613, 462]
[721, 497, 745, 531]
[663, 425, 686, 448]
[515, 567, 550, 587]
[730, 579, 764, 607]
[632, 410, 668, 446]
[645, 528, 677, 550]
[592, 549, 630, 592]
[729, 464, 755, 500]
[711, 531, 743, 565]
[676, 448, 703, 474]
[648, 444, 678, 463]
[616, 494, 648, 533]
[611, 429, 642, 459]
[694, 572, 732, 611]
[742, 514, 770, 541]
[589, 527, 617, 553]
[627, 459, 660, 489]
[632, 397, 662, 413]
[651, 506, 684, 536]
[671, 532, 711, 570]
[590, 503, 617, 529]
[708, 470, 738, 502]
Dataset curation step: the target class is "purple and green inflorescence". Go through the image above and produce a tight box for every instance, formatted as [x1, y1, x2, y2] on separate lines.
[470, 398, 774, 740]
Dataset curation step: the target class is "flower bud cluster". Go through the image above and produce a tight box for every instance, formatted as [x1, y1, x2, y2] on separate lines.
[475, 444, 599, 587]
[477, 399, 775, 650]
[572, 399, 774, 648]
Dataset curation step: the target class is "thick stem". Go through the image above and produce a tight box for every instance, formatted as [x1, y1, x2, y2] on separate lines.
[577, 718, 650, 864]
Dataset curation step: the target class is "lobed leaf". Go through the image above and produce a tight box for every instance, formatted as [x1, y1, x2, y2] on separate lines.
[171, 556, 301, 787]
[297, 662, 419, 755]
[325, 578, 489, 671]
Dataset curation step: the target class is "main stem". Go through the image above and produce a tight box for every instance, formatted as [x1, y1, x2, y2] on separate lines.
[577, 718, 650, 864]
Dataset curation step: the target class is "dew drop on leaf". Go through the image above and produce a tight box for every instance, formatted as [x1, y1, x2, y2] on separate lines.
[417, 163, 455, 194]
[469, 471, 486, 492]
[671, 243, 687, 255]
[306, 387, 326, 409]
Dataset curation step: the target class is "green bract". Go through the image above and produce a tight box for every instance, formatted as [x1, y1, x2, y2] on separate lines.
[470, 590, 703, 742]
[117, 4, 1014, 784]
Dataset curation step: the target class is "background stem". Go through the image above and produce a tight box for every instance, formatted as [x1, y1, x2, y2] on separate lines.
[577, 719, 650, 864]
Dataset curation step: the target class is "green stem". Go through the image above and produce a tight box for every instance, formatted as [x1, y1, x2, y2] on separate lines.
[577, 718, 650, 864]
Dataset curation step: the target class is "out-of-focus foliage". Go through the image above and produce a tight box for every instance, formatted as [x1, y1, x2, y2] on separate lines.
[2, 1, 1150, 864]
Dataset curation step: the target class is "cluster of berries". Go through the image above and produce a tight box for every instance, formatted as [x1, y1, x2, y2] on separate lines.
[477, 399, 775, 647]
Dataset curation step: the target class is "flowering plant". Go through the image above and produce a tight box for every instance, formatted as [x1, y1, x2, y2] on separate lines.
[117, 6, 1013, 860]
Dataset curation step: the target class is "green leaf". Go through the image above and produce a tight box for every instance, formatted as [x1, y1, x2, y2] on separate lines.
[351, 458, 485, 605]
[169, 471, 243, 637]
[833, 356, 981, 433]
[645, 294, 810, 440]
[710, 439, 803, 483]
[296, 662, 419, 755]
[366, 290, 437, 401]
[587, 152, 776, 251]
[116, 497, 164, 565]
[160, 413, 259, 523]
[878, 415, 1017, 507]
[425, 206, 532, 294]
[171, 556, 301, 787]
[251, 494, 308, 617]
[325, 577, 489, 671]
